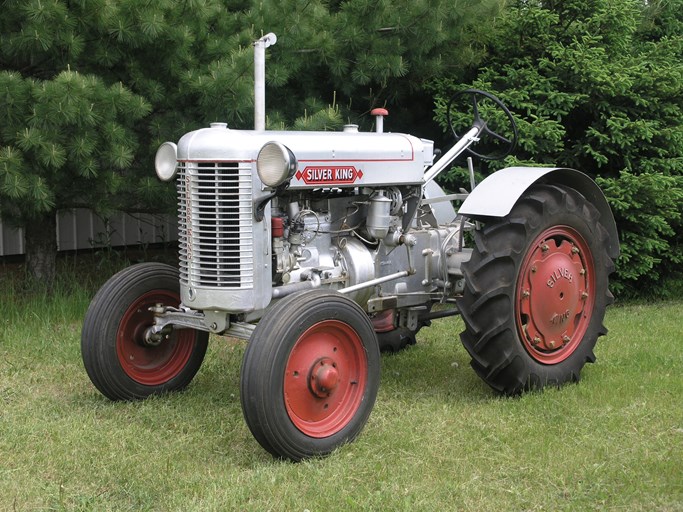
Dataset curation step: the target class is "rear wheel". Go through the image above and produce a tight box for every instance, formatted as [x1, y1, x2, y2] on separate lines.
[81, 263, 208, 400]
[457, 184, 615, 394]
[240, 289, 380, 460]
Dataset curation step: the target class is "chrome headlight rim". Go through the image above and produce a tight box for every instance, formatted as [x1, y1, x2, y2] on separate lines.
[155, 142, 178, 182]
[256, 141, 297, 188]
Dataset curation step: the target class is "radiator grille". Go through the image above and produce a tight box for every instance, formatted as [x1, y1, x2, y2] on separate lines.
[177, 161, 254, 287]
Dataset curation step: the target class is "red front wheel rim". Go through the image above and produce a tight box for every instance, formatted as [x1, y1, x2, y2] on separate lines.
[116, 290, 196, 386]
[284, 320, 368, 438]
[516, 226, 596, 364]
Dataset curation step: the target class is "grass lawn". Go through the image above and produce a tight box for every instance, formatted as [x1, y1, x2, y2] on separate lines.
[1, 274, 681, 511]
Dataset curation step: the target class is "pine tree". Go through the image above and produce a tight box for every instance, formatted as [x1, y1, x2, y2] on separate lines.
[245, 0, 505, 138]
[1, 0, 505, 287]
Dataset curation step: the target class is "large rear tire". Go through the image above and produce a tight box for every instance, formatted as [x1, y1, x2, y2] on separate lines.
[240, 289, 380, 461]
[81, 263, 209, 400]
[457, 184, 615, 395]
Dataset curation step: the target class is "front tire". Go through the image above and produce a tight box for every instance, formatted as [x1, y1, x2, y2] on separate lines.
[81, 263, 209, 400]
[240, 290, 380, 461]
[458, 184, 615, 395]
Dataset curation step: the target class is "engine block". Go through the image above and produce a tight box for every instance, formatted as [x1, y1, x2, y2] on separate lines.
[174, 122, 453, 318]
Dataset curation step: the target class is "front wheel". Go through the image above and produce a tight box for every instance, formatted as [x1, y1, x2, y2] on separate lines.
[457, 184, 615, 395]
[240, 290, 380, 461]
[81, 263, 209, 400]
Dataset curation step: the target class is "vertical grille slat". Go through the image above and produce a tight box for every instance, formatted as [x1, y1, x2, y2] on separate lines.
[177, 161, 254, 288]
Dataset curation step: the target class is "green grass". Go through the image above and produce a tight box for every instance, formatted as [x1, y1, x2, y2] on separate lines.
[1, 273, 681, 511]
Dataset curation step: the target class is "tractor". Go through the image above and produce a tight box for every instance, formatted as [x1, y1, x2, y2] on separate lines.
[81, 34, 619, 461]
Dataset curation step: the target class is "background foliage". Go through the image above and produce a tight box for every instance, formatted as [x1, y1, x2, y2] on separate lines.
[0, 0, 503, 285]
[433, 0, 683, 297]
[2, 0, 683, 297]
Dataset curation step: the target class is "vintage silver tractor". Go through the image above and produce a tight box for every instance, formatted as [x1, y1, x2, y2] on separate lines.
[81, 34, 619, 461]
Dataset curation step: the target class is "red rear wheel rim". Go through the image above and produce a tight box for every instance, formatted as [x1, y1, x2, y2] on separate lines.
[116, 290, 197, 385]
[284, 320, 367, 438]
[516, 226, 595, 364]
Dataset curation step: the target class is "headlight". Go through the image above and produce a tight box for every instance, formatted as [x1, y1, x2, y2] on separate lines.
[155, 142, 178, 181]
[257, 141, 297, 188]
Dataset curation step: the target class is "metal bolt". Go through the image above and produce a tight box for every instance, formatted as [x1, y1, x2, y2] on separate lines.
[541, 244, 550, 252]
[580, 268, 586, 276]
[581, 292, 589, 300]
[562, 335, 571, 345]
[572, 246, 580, 254]
[548, 340, 557, 349]
[532, 337, 541, 346]
[522, 290, 530, 299]
[149, 303, 166, 315]
[531, 266, 537, 274]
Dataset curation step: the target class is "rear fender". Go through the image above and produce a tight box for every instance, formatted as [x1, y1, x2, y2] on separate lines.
[458, 167, 619, 258]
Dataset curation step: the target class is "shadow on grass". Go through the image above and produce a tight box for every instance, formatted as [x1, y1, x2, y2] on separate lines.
[67, 320, 500, 467]
[378, 318, 497, 405]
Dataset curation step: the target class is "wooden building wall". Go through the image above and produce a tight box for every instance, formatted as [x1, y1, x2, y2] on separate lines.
[0, 210, 177, 257]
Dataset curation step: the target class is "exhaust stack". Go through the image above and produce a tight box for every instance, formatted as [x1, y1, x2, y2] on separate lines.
[254, 33, 277, 131]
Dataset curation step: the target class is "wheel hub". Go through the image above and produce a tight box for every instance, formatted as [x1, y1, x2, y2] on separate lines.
[310, 358, 339, 397]
[116, 290, 196, 385]
[517, 227, 595, 364]
[284, 320, 367, 438]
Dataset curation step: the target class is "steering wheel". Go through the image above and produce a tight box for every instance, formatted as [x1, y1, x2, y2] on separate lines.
[446, 88, 518, 161]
